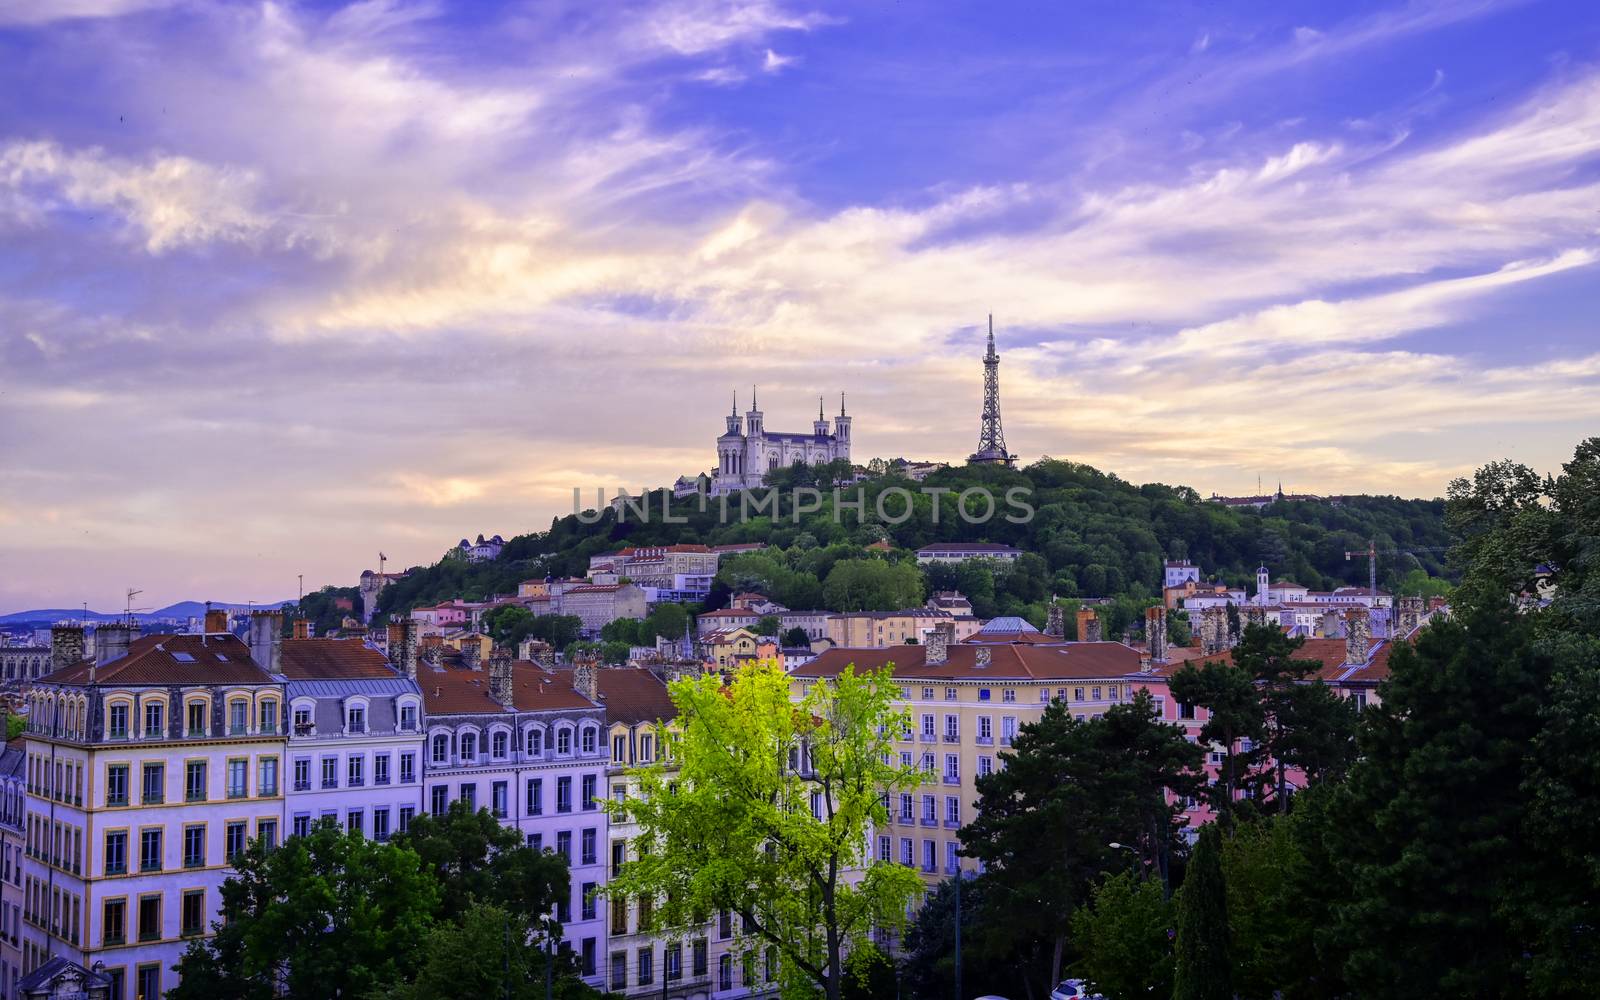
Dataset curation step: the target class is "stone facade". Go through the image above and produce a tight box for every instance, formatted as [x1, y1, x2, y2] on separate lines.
[712, 393, 851, 495]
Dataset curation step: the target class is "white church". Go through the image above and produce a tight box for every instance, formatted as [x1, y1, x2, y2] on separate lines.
[705, 390, 852, 495]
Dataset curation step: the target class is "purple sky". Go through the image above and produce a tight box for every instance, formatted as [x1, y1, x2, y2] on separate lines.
[2, 0, 1598, 611]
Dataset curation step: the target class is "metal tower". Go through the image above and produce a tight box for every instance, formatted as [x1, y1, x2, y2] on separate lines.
[968, 314, 1014, 466]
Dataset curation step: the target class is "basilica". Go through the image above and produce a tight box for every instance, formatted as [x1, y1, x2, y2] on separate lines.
[708, 390, 852, 495]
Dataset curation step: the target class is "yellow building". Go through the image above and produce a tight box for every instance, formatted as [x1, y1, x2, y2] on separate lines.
[700, 628, 760, 670]
[790, 616, 1143, 888]
[825, 609, 968, 649]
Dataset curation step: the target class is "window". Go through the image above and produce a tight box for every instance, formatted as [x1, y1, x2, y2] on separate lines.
[612, 840, 626, 877]
[109, 703, 129, 739]
[258, 758, 278, 797]
[139, 829, 161, 872]
[720, 954, 734, 991]
[693, 938, 708, 977]
[143, 700, 164, 737]
[492, 781, 508, 818]
[921, 687, 934, 700]
[431, 785, 448, 816]
[399, 703, 418, 730]
[944, 714, 959, 739]
[259, 700, 278, 734]
[556, 831, 572, 862]
[347, 810, 363, 836]
[103, 898, 125, 945]
[720, 909, 733, 939]
[900, 838, 913, 865]
[582, 938, 596, 977]
[1091, 686, 1102, 702]
[373, 808, 391, 842]
[1039, 688, 1051, 703]
[921, 795, 935, 822]
[526, 778, 543, 815]
[431, 734, 448, 764]
[947, 841, 960, 874]
[229, 699, 248, 735]
[106, 765, 128, 807]
[347, 706, 366, 734]
[581, 881, 597, 920]
[294, 758, 310, 792]
[492, 731, 508, 758]
[529, 728, 545, 757]
[183, 825, 204, 868]
[978, 716, 992, 742]
[141, 763, 164, 805]
[557, 776, 573, 813]
[666, 942, 682, 981]
[581, 774, 597, 809]
[459, 732, 477, 760]
[638, 948, 654, 986]
[581, 727, 597, 755]
[257, 819, 277, 851]
[181, 889, 204, 936]
[899, 793, 912, 821]
[978, 755, 993, 777]
[186, 701, 206, 737]
[347, 756, 364, 788]
[293, 814, 310, 839]
[137, 895, 161, 942]
[227, 759, 248, 798]
[944, 754, 960, 781]
[459, 784, 476, 811]
[878, 835, 891, 861]
[922, 839, 936, 872]
[1002, 688, 1016, 703]
[225, 822, 247, 860]
[557, 728, 572, 755]
[399, 753, 416, 783]
[946, 796, 960, 825]
[321, 757, 337, 789]
[921, 752, 935, 775]
[374, 755, 390, 786]
[581, 828, 597, 865]
[920, 714, 934, 737]
[398, 806, 415, 834]
[1178, 702, 1196, 720]
[1001, 716, 1016, 745]
[612, 952, 628, 991]
[613, 783, 627, 803]
[294, 706, 313, 735]
[638, 733, 653, 761]
[104, 832, 127, 875]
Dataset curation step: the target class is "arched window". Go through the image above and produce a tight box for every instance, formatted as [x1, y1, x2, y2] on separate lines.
[492, 731, 508, 758]
[258, 698, 279, 735]
[526, 728, 544, 757]
[431, 734, 449, 764]
[580, 726, 597, 755]
[459, 731, 478, 760]
[556, 728, 572, 756]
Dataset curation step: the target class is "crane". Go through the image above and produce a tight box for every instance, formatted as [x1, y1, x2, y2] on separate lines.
[1344, 540, 1450, 598]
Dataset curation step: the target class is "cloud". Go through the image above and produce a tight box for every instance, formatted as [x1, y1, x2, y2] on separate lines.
[0, 0, 175, 26]
[762, 48, 796, 73]
[633, 0, 826, 56]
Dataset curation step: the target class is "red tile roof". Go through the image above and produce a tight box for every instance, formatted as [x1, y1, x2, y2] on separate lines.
[419, 661, 597, 715]
[280, 639, 399, 680]
[793, 641, 1141, 682]
[41, 634, 278, 686]
[594, 668, 677, 725]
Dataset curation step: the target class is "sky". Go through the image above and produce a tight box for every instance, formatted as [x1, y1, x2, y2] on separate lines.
[1, 0, 1598, 612]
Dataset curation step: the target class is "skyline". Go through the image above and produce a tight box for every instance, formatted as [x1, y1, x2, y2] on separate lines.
[3, 0, 1599, 610]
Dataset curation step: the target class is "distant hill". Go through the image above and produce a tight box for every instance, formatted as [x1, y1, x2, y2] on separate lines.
[0, 600, 293, 626]
[371, 458, 1454, 630]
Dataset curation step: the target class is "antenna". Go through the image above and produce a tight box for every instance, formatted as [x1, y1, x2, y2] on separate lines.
[123, 588, 148, 626]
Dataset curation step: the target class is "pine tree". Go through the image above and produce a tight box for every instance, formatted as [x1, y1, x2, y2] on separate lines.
[1173, 823, 1232, 1000]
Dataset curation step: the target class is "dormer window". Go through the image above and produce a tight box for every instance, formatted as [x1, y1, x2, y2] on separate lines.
[347, 706, 367, 734]
[399, 704, 417, 731]
[580, 727, 597, 755]
[293, 707, 313, 736]
[143, 701, 165, 739]
[431, 734, 448, 764]
[527, 729, 544, 757]
[492, 732, 508, 759]
[229, 699, 249, 735]
[186, 702, 206, 737]
[108, 703, 129, 740]
[460, 732, 477, 760]
[639, 733, 654, 763]
[259, 699, 278, 735]
[556, 729, 572, 756]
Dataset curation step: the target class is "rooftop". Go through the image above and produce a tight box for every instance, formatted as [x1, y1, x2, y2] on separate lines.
[41, 634, 278, 687]
[794, 640, 1142, 682]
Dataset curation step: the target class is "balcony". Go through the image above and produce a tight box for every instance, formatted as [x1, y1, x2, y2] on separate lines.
[294, 723, 315, 737]
[919, 816, 937, 827]
[943, 819, 961, 829]
[293, 780, 311, 792]
[975, 736, 993, 746]
[942, 734, 960, 743]
[105, 861, 126, 876]
[942, 774, 961, 785]
[919, 733, 936, 743]
[186, 790, 206, 803]
[140, 859, 161, 873]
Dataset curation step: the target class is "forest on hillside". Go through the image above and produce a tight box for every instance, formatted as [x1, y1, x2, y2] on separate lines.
[369, 459, 1452, 631]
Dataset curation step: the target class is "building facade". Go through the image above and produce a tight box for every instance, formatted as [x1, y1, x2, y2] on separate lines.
[712, 394, 851, 495]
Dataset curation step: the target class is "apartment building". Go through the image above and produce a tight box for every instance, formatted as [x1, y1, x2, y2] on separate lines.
[21, 620, 286, 1000]
[791, 617, 1144, 889]
[419, 650, 609, 989]
[0, 739, 22, 1000]
[824, 608, 976, 649]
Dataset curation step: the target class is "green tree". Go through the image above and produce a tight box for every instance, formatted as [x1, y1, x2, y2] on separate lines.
[602, 662, 923, 1000]
[820, 559, 922, 611]
[643, 602, 691, 641]
[382, 903, 593, 1000]
[1220, 818, 1305, 1000]
[781, 626, 812, 648]
[958, 692, 1202, 994]
[483, 606, 537, 647]
[168, 822, 439, 1000]
[394, 801, 569, 923]
[756, 614, 781, 636]
[1169, 659, 1264, 823]
[899, 876, 1018, 1000]
[1069, 870, 1175, 999]
[1166, 609, 1192, 647]
[1173, 823, 1231, 1000]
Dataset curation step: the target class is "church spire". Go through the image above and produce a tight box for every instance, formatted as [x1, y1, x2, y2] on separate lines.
[819, 395, 824, 421]
[839, 391, 846, 417]
[731, 390, 737, 417]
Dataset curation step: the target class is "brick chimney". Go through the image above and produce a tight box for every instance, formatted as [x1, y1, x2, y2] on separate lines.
[1345, 606, 1371, 665]
[573, 659, 600, 703]
[203, 606, 228, 634]
[1398, 596, 1424, 636]
[292, 619, 312, 640]
[974, 647, 991, 668]
[420, 640, 443, 669]
[461, 639, 482, 671]
[925, 621, 954, 665]
[1321, 608, 1341, 638]
[1044, 599, 1064, 639]
[1145, 606, 1168, 663]
[489, 646, 514, 708]
[247, 611, 283, 674]
[51, 625, 85, 673]
[391, 619, 419, 680]
[96, 623, 140, 667]
[1076, 608, 1101, 643]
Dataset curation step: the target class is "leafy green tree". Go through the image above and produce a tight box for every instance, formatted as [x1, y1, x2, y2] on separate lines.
[529, 614, 583, 651]
[899, 876, 1018, 1000]
[1169, 659, 1264, 823]
[1173, 823, 1231, 1000]
[781, 626, 812, 648]
[1166, 609, 1192, 647]
[483, 606, 537, 647]
[381, 903, 593, 1000]
[168, 822, 439, 1000]
[603, 662, 923, 1000]
[756, 614, 781, 636]
[393, 801, 569, 923]
[1219, 818, 1305, 999]
[643, 602, 690, 641]
[820, 558, 922, 611]
[959, 692, 1202, 993]
[1069, 870, 1175, 999]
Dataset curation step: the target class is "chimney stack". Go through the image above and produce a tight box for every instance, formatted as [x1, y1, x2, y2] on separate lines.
[1145, 606, 1168, 663]
[1044, 599, 1064, 639]
[974, 647, 991, 668]
[95, 623, 140, 667]
[489, 646, 514, 708]
[203, 605, 228, 635]
[1076, 608, 1102, 643]
[247, 611, 283, 674]
[389, 619, 419, 679]
[1200, 607, 1229, 655]
[1397, 596, 1424, 636]
[1345, 606, 1371, 664]
[292, 619, 311, 640]
[51, 625, 85, 673]
[924, 621, 955, 665]
[1321, 608, 1341, 638]
[573, 658, 600, 703]
[461, 639, 482, 671]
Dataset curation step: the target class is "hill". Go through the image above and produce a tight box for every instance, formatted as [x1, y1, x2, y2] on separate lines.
[373, 459, 1452, 634]
[0, 600, 294, 626]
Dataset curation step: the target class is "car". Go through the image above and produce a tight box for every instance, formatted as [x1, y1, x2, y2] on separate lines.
[1050, 980, 1105, 1000]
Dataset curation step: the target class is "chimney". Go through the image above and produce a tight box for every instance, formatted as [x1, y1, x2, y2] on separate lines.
[1321, 608, 1342, 638]
[293, 619, 312, 640]
[461, 639, 482, 671]
[1345, 606, 1371, 664]
[95, 623, 140, 667]
[1145, 606, 1168, 663]
[204, 606, 228, 635]
[247, 611, 283, 674]
[1398, 596, 1423, 636]
[1075, 608, 1101, 643]
[392, 619, 419, 680]
[925, 621, 954, 665]
[573, 659, 600, 703]
[1200, 607, 1228, 655]
[51, 626, 85, 673]
[1044, 599, 1064, 639]
[489, 646, 514, 708]
[974, 647, 991, 668]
